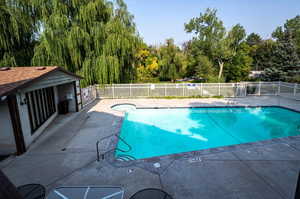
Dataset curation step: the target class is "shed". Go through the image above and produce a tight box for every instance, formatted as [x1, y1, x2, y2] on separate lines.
[0, 66, 83, 155]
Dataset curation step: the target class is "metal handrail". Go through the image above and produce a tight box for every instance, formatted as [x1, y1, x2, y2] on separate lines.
[96, 135, 114, 161]
[114, 135, 132, 153]
[96, 134, 132, 162]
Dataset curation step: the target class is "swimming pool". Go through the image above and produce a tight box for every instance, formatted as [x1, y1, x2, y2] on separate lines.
[115, 107, 300, 160]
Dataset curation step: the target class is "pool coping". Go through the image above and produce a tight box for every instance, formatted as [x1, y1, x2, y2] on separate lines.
[136, 105, 300, 114]
[108, 105, 300, 166]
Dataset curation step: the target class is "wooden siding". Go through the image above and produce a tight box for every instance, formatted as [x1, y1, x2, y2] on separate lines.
[21, 71, 79, 92]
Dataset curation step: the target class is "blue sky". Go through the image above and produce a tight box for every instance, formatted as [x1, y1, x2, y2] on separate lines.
[125, 0, 300, 46]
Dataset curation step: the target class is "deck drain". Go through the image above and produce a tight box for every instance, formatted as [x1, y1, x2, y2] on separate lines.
[61, 148, 66, 151]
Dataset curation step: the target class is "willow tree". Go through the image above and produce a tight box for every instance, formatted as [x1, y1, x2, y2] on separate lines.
[0, 0, 36, 67]
[32, 0, 141, 86]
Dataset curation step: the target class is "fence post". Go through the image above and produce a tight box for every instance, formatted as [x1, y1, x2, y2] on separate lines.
[200, 83, 203, 96]
[130, 84, 132, 98]
[258, 82, 261, 96]
[112, 84, 115, 99]
[165, 84, 167, 96]
[277, 81, 281, 96]
[218, 83, 221, 96]
[294, 83, 297, 97]
[234, 83, 237, 97]
[244, 83, 247, 97]
[182, 84, 185, 97]
[148, 84, 150, 97]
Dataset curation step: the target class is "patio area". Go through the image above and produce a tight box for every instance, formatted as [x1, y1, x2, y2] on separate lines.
[1, 96, 300, 199]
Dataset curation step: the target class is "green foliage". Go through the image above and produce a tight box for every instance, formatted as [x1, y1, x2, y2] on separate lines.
[224, 43, 252, 82]
[0, 0, 36, 67]
[1, 2, 300, 85]
[272, 15, 300, 56]
[246, 33, 262, 46]
[185, 8, 230, 80]
[261, 32, 300, 81]
[158, 39, 186, 81]
[262, 67, 287, 81]
[31, 0, 142, 86]
[192, 54, 216, 82]
[185, 9, 249, 82]
[249, 39, 277, 70]
[135, 48, 160, 82]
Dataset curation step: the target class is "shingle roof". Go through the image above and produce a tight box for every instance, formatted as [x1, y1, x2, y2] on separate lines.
[0, 66, 82, 97]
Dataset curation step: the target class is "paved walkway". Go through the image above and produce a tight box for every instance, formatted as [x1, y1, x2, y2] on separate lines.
[1, 97, 300, 199]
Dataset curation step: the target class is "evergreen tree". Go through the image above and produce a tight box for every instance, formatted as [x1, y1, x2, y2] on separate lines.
[262, 32, 300, 81]
[272, 15, 300, 56]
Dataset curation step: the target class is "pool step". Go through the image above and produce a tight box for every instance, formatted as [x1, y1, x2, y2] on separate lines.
[116, 154, 136, 162]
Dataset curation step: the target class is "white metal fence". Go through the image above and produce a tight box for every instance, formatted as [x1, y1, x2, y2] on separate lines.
[81, 86, 97, 107]
[80, 82, 300, 104]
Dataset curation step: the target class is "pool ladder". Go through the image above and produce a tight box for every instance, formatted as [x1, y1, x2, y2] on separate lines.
[96, 134, 133, 162]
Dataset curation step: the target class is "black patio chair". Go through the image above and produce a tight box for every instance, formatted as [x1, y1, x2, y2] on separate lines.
[295, 171, 300, 199]
[0, 169, 45, 199]
[129, 188, 173, 199]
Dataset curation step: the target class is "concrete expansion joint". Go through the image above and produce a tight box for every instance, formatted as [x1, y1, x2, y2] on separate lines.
[45, 158, 97, 189]
[231, 153, 287, 199]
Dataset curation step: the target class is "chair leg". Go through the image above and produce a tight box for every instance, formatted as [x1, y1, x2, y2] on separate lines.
[295, 172, 300, 199]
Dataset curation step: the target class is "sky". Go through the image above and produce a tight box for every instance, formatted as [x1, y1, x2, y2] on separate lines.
[124, 0, 300, 46]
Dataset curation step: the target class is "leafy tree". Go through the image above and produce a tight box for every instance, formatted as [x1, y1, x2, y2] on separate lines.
[183, 41, 215, 81]
[250, 39, 277, 71]
[194, 55, 215, 82]
[136, 48, 159, 82]
[158, 39, 186, 82]
[227, 24, 246, 50]
[224, 42, 252, 82]
[185, 9, 228, 80]
[31, 0, 141, 86]
[185, 9, 248, 81]
[0, 0, 36, 67]
[246, 33, 262, 46]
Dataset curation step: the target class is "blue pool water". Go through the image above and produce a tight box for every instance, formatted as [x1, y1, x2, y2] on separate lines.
[116, 107, 300, 160]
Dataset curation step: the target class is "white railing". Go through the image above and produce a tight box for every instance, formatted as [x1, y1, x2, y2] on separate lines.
[80, 81, 299, 101]
[81, 86, 97, 107]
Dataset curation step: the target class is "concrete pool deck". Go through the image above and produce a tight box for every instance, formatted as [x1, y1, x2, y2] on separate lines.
[1, 96, 300, 199]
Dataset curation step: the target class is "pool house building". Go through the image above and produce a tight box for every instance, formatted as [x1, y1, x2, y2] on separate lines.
[0, 66, 82, 155]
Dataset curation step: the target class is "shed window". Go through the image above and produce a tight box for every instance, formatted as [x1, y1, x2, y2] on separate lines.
[25, 87, 56, 134]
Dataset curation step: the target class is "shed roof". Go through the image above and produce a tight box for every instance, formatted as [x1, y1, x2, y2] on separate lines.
[0, 66, 82, 97]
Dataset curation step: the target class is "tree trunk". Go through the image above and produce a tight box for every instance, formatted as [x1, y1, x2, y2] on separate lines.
[218, 60, 224, 80]
[0, 169, 23, 199]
